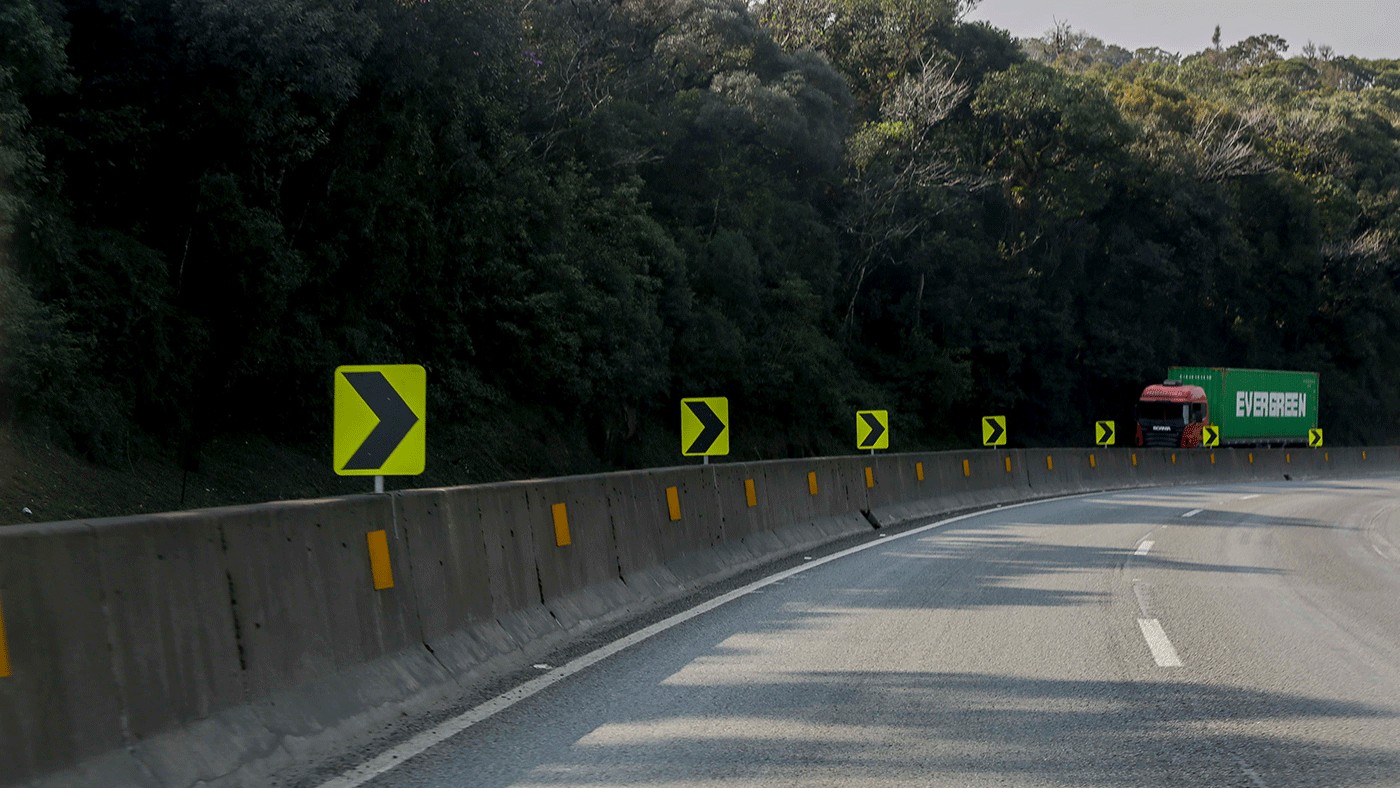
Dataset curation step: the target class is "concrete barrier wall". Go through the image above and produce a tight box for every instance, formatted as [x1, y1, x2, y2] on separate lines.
[396, 485, 529, 683]
[0, 523, 118, 784]
[2, 447, 1396, 787]
[612, 467, 734, 596]
[865, 450, 1034, 524]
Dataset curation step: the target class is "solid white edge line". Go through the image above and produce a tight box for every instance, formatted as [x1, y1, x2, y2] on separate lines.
[316, 494, 1086, 788]
[1138, 618, 1184, 667]
[1134, 540, 1154, 556]
[1239, 494, 1261, 500]
[1182, 508, 1203, 518]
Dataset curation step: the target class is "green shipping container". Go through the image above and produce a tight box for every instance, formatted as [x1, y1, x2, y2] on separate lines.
[1168, 367, 1319, 445]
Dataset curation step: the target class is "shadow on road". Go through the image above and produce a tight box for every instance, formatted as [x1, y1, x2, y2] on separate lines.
[368, 482, 1400, 788]
[402, 667, 1400, 787]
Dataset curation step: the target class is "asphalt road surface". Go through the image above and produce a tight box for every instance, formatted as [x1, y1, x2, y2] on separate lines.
[333, 478, 1400, 787]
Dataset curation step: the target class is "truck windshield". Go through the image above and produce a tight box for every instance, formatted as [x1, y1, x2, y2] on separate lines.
[1138, 402, 1187, 421]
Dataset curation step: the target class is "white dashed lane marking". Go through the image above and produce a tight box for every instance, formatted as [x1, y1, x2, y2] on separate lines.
[1138, 618, 1184, 667]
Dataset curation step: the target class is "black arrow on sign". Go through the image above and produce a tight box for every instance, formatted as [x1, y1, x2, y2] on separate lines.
[1098, 423, 1114, 444]
[859, 413, 886, 449]
[1204, 427, 1218, 445]
[1310, 430, 1322, 447]
[342, 371, 420, 470]
[686, 400, 726, 454]
[985, 417, 1005, 444]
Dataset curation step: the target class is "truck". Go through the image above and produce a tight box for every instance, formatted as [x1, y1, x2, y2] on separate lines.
[1135, 367, 1319, 448]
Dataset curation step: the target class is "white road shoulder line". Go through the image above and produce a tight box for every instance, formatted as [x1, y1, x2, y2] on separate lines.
[1134, 540, 1154, 556]
[316, 496, 1080, 788]
[1239, 494, 1261, 500]
[1181, 508, 1203, 518]
[1138, 618, 1184, 667]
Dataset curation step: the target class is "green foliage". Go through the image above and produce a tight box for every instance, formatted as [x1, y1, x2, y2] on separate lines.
[973, 63, 1129, 218]
[0, 265, 131, 455]
[3, 0, 1400, 488]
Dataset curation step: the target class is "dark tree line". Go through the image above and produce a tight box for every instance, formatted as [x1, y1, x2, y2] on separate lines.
[1, 0, 1398, 483]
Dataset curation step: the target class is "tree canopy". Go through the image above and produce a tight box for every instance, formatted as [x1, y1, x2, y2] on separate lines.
[2, 2, 1398, 487]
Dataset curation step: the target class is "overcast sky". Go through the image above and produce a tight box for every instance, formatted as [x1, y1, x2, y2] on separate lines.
[966, 0, 1399, 60]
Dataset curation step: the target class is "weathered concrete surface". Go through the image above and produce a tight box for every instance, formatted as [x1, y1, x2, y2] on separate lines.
[0, 523, 124, 784]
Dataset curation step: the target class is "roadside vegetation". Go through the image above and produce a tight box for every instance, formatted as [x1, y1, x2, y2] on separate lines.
[2, 0, 1397, 520]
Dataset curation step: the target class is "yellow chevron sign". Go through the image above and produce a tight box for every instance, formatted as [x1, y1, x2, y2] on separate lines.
[334, 365, 426, 476]
[856, 410, 889, 450]
[681, 398, 729, 456]
[1096, 421, 1115, 447]
[983, 415, 1007, 447]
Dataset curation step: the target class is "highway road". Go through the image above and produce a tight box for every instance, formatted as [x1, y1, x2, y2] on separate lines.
[325, 478, 1400, 787]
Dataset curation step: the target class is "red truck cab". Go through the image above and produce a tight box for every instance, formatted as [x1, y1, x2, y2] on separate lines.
[1136, 381, 1210, 448]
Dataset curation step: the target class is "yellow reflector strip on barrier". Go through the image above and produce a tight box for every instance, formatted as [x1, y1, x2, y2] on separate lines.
[1249, 452, 1254, 464]
[1171, 453, 1177, 465]
[1005, 456, 1013, 474]
[1210, 452, 1216, 465]
[552, 503, 571, 547]
[1286, 453, 1291, 464]
[916, 462, 924, 482]
[1131, 453, 1138, 467]
[865, 467, 875, 489]
[1325, 452, 1330, 463]
[0, 593, 11, 678]
[1046, 455, 1054, 471]
[1363, 451, 1368, 461]
[666, 486, 682, 521]
[962, 459, 971, 478]
[1090, 454, 1097, 469]
[744, 478, 757, 508]
[366, 530, 394, 590]
[808, 471, 819, 496]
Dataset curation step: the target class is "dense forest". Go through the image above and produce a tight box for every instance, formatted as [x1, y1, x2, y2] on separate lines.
[2, 0, 1398, 486]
